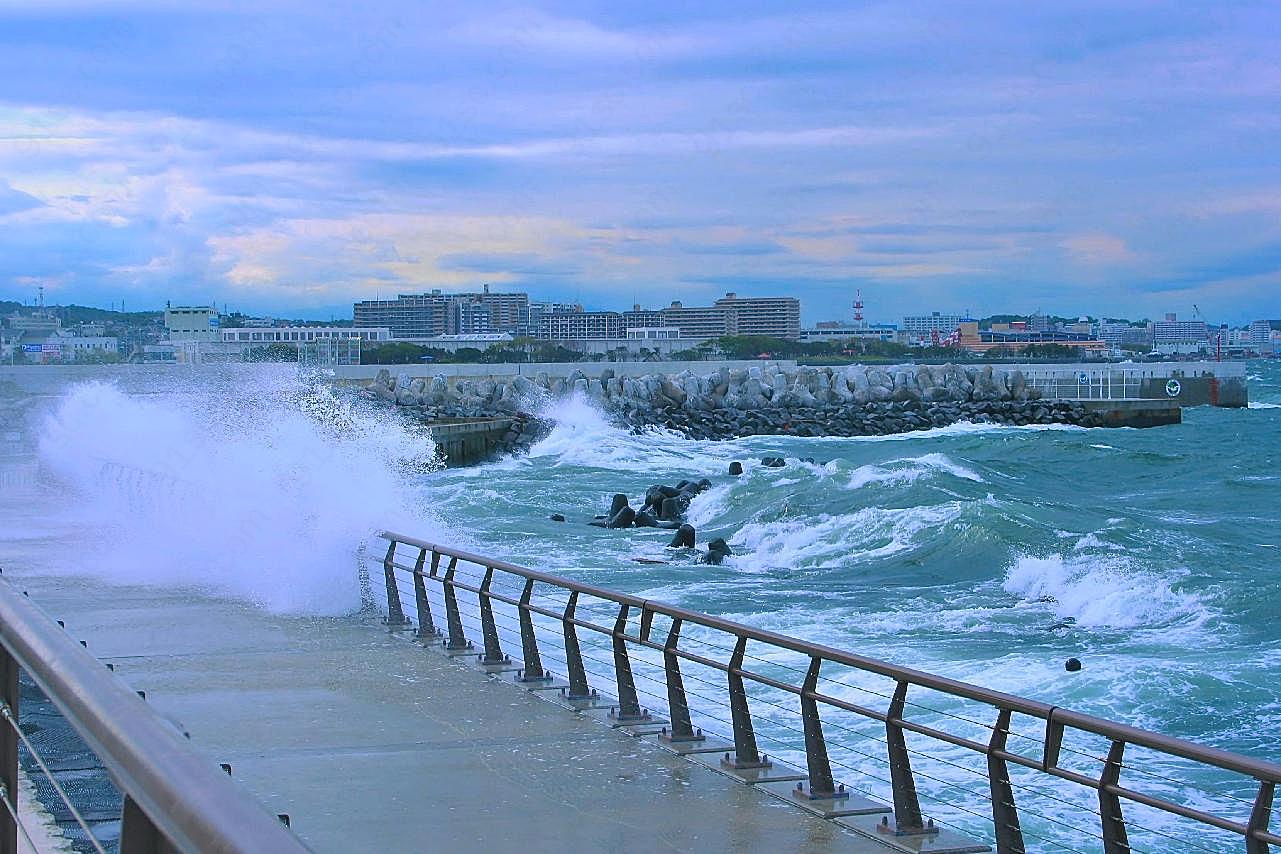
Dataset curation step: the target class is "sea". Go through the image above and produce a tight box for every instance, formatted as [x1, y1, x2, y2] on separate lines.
[1, 360, 1278, 853]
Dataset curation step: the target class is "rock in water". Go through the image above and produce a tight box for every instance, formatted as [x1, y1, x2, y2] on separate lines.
[729, 461, 743, 476]
[760, 456, 786, 468]
[609, 493, 630, 516]
[659, 496, 685, 521]
[1065, 658, 1083, 672]
[549, 514, 566, 522]
[668, 524, 696, 548]
[607, 506, 637, 529]
[700, 537, 733, 565]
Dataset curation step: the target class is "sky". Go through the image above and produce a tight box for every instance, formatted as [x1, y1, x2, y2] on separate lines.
[0, 1, 1278, 324]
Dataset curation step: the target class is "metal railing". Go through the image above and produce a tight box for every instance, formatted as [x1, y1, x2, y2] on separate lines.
[0, 572, 310, 854]
[380, 531, 1281, 854]
[1026, 370, 1144, 401]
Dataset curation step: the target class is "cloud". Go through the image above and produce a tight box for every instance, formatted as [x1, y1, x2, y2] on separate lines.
[1062, 234, 1136, 265]
[0, 2, 1279, 321]
[0, 178, 43, 216]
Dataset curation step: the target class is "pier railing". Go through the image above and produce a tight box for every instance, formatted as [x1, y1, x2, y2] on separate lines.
[380, 531, 1281, 854]
[0, 572, 309, 854]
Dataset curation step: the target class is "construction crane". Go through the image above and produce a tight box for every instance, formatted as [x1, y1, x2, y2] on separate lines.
[1193, 304, 1223, 362]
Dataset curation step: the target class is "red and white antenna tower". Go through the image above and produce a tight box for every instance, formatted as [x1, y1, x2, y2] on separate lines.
[853, 289, 865, 327]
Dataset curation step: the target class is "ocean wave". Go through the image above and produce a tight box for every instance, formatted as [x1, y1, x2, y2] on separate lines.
[523, 392, 730, 470]
[730, 502, 966, 572]
[847, 452, 984, 490]
[34, 377, 440, 614]
[1248, 402, 1281, 409]
[1002, 553, 1213, 631]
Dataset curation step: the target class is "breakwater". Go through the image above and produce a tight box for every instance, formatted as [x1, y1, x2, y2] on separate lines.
[362, 363, 1162, 443]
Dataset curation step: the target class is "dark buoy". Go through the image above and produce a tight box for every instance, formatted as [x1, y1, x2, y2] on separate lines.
[609, 493, 630, 516]
[549, 513, 566, 522]
[1065, 658, 1082, 672]
[668, 524, 696, 549]
[729, 461, 743, 476]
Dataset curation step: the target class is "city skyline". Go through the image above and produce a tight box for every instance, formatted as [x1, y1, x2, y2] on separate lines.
[1, 2, 1279, 324]
[4, 285, 1271, 332]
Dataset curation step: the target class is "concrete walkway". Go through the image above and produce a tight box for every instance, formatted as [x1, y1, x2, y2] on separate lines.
[7, 571, 893, 853]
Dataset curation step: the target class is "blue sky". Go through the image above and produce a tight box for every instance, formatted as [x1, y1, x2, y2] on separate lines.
[1, 1, 1278, 323]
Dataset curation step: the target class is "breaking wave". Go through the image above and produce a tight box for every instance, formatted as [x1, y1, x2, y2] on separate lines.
[34, 375, 440, 613]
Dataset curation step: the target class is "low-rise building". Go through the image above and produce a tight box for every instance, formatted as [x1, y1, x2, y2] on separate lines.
[954, 322, 1107, 355]
[218, 326, 390, 345]
[625, 327, 681, 340]
[902, 312, 962, 344]
[57, 336, 120, 359]
[799, 324, 898, 343]
[540, 311, 623, 340]
[164, 305, 220, 342]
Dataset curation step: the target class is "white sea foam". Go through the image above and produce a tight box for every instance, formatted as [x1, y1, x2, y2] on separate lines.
[1001, 553, 1212, 631]
[524, 392, 727, 470]
[846, 452, 984, 490]
[730, 502, 965, 571]
[34, 377, 439, 614]
[1248, 401, 1281, 409]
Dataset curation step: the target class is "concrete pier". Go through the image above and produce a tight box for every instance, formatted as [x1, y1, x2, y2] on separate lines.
[3, 569, 892, 853]
[426, 417, 514, 465]
[1082, 399, 1182, 427]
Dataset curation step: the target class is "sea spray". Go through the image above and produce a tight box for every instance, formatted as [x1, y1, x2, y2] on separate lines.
[36, 376, 441, 614]
[1001, 552, 1213, 632]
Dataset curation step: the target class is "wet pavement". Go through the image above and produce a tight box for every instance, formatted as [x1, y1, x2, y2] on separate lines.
[3, 570, 895, 853]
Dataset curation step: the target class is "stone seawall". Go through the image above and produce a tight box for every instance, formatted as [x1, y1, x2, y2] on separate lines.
[364, 362, 1118, 441]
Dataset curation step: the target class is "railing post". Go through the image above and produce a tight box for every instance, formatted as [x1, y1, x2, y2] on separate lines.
[120, 793, 176, 854]
[795, 656, 846, 800]
[723, 636, 770, 770]
[885, 680, 933, 835]
[476, 567, 509, 666]
[988, 708, 1025, 854]
[659, 618, 703, 744]
[515, 580, 550, 683]
[412, 549, 439, 639]
[441, 557, 471, 652]
[1099, 740, 1131, 854]
[561, 592, 592, 701]
[609, 604, 651, 723]
[381, 540, 408, 627]
[1247, 780, 1275, 854]
[0, 645, 17, 854]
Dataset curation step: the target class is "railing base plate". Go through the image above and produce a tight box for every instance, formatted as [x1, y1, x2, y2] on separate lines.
[836, 814, 990, 854]
[759, 781, 890, 819]
[474, 658, 522, 675]
[689, 753, 807, 784]
[589, 708, 667, 729]
[518, 677, 572, 692]
[441, 642, 476, 657]
[538, 690, 617, 712]
[651, 735, 734, 756]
